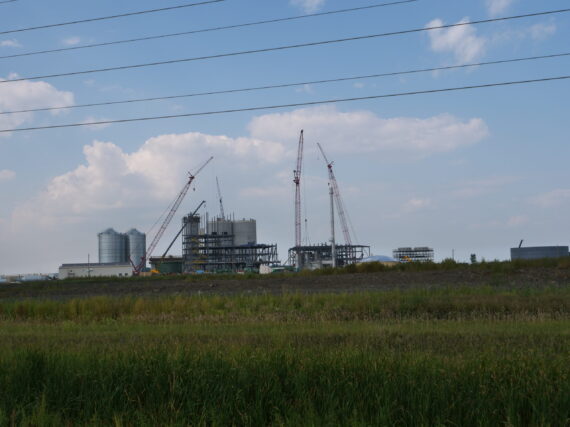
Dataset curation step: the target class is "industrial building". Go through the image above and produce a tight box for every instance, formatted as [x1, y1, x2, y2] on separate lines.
[511, 246, 569, 260]
[393, 247, 434, 263]
[181, 214, 278, 273]
[58, 227, 146, 279]
[59, 262, 133, 279]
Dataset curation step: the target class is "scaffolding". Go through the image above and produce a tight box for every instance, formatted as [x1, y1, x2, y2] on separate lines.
[288, 243, 370, 270]
[182, 214, 278, 273]
[393, 247, 434, 263]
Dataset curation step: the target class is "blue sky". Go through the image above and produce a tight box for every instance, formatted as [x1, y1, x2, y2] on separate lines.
[0, 0, 569, 274]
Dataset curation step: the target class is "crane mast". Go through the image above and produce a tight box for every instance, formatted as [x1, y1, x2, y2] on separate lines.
[317, 143, 352, 246]
[133, 156, 213, 274]
[293, 130, 304, 248]
[216, 176, 225, 219]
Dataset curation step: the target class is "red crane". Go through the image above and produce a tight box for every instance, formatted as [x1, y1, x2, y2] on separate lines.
[317, 143, 353, 246]
[133, 156, 213, 274]
[293, 130, 304, 248]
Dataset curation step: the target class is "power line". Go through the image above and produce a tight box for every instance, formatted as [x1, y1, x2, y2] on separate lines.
[0, 0, 224, 36]
[0, 0, 418, 61]
[1, 8, 568, 85]
[2, 52, 568, 116]
[0, 0, 18, 4]
[1, 75, 568, 134]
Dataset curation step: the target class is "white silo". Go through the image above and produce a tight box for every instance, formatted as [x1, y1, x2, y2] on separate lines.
[126, 229, 146, 266]
[98, 228, 127, 263]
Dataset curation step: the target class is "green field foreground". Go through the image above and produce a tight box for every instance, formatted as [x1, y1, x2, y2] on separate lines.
[0, 287, 569, 426]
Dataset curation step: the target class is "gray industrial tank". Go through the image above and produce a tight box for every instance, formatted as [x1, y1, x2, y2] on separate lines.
[126, 228, 146, 266]
[208, 218, 234, 246]
[233, 219, 257, 246]
[98, 228, 127, 263]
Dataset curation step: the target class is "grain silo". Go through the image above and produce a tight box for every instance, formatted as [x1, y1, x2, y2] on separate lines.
[126, 228, 146, 266]
[98, 228, 127, 263]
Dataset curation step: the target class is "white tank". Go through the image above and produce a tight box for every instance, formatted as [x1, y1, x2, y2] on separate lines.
[233, 219, 256, 246]
[98, 228, 127, 263]
[126, 229, 146, 266]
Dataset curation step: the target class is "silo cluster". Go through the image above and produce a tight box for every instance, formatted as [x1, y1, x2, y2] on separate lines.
[98, 228, 146, 264]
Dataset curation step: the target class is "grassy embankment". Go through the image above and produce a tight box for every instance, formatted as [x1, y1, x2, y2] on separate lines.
[0, 286, 569, 425]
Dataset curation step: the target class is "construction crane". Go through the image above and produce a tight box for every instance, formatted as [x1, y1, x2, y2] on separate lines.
[293, 130, 304, 248]
[216, 176, 225, 219]
[133, 156, 213, 274]
[317, 143, 353, 246]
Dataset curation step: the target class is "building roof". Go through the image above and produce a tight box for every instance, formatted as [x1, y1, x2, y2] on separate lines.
[60, 262, 132, 268]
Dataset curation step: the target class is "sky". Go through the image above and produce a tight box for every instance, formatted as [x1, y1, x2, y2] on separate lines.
[0, 0, 569, 274]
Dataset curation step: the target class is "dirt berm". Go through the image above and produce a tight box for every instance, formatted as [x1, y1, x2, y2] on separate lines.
[1, 267, 569, 301]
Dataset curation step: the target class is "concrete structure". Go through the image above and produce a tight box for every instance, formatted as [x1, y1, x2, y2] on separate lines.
[288, 244, 370, 270]
[359, 255, 399, 266]
[58, 263, 133, 279]
[393, 247, 434, 263]
[511, 246, 569, 260]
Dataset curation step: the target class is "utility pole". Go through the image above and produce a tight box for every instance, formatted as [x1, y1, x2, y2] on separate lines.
[293, 130, 304, 269]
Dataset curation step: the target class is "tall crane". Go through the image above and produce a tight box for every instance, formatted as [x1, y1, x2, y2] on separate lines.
[216, 176, 225, 219]
[293, 130, 304, 248]
[317, 143, 353, 246]
[133, 156, 213, 274]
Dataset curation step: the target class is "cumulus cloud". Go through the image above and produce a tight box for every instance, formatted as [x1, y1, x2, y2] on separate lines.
[427, 18, 487, 63]
[0, 76, 74, 135]
[0, 39, 20, 48]
[11, 132, 286, 227]
[0, 169, 15, 182]
[249, 106, 488, 156]
[529, 22, 557, 41]
[403, 198, 432, 213]
[486, 0, 514, 17]
[290, 0, 325, 13]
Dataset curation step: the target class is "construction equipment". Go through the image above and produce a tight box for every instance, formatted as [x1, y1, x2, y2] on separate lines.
[317, 143, 353, 246]
[293, 130, 304, 248]
[216, 177, 225, 219]
[132, 157, 213, 274]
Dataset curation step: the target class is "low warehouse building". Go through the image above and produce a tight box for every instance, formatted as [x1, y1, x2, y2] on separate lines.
[58, 263, 133, 279]
[510, 246, 569, 260]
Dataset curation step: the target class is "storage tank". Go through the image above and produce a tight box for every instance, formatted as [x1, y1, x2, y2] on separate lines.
[126, 228, 146, 266]
[233, 219, 256, 246]
[511, 246, 569, 260]
[98, 228, 127, 263]
[208, 218, 233, 246]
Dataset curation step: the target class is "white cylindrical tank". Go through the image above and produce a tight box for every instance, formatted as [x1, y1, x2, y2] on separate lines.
[98, 228, 127, 263]
[233, 219, 256, 246]
[126, 228, 146, 266]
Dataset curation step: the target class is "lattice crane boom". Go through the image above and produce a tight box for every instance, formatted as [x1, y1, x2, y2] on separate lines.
[134, 156, 213, 274]
[216, 176, 225, 219]
[293, 130, 304, 248]
[317, 143, 352, 246]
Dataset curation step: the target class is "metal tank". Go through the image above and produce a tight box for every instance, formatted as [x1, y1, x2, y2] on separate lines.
[98, 228, 127, 263]
[126, 228, 146, 266]
[511, 246, 569, 260]
[233, 219, 257, 246]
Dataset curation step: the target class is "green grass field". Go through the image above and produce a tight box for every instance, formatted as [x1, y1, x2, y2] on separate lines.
[0, 286, 569, 426]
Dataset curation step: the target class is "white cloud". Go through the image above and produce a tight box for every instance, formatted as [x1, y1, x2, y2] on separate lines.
[249, 106, 488, 156]
[486, 0, 514, 17]
[81, 116, 112, 131]
[506, 215, 528, 227]
[452, 176, 519, 199]
[0, 76, 74, 136]
[0, 39, 21, 48]
[531, 189, 570, 208]
[529, 22, 557, 41]
[62, 36, 81, 46]
[427, 18, 487, 63]
[295, 84, 314, 94]
[0, 169, 15, 182]
[11, 132, 286, 227]
[290, 0, 325, 13]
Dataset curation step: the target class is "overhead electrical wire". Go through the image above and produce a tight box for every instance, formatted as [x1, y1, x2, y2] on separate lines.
[1, 52, 568, 116]
[1, 75, 568, 134]
[0, 0, 224, 36]
[0, 0, 418, 60]
[1, 8, 568, 85]
[0, 0, 18, 4]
